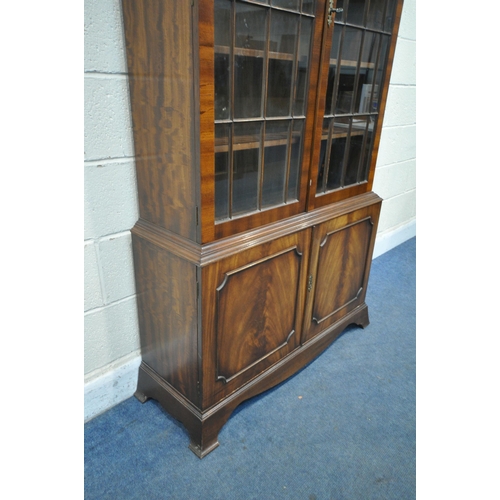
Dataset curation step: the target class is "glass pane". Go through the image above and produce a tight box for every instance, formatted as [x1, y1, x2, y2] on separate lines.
[215, 124, 230, 220]
[335, 27, 362, 114]
[384, 0, 397, 32]
[325, 25, 342, 115]
[214, 0, 231, 120]
[334, 0, 345, 23]
[235, 2, 267, 51]
[272, 0, 300, 11]
[214, 0, 231, 47]
[215, 53, 231, 120]
[346, 0, 366, 26]
[267, 11, 298, 117]
[302, 0, 315, 15]
[366, 0, 386, 31]
[293, 16, 312, 116]
[326, 117, 349, 190]
[234, 56, 264, 118]
[371, 34, 390, 113]
[356, 32, 379, 113]
[360, 115, 375, 181]
[232, 122, 262, 215]
[316, 118, 330, 192]
[287, 120, 304, 201]
[234, 2, 267, 118]
[262, 121, 290, 207]
[344, 116, 367, 185]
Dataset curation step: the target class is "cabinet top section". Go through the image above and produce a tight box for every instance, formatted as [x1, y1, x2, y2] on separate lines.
[122, 0, 403, 244]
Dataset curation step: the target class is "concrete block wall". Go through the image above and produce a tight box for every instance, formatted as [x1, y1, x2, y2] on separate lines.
[84, 0, 416, 421]
[84, 0, 141, 421]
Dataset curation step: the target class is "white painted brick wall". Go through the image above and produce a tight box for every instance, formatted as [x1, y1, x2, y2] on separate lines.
[374, 0, 416, 242]
[84, 297, 140, 374]
[84, 160, 138, 240]
[84, 0, 127, 74]
[84, 76, 134, 161]
[83, 0, 416, 419]
[84, 0, 139, 386]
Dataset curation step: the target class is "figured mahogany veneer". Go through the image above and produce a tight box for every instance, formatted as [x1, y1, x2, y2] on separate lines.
[122, 0, 403, 457]
[132, 193, 381, 457]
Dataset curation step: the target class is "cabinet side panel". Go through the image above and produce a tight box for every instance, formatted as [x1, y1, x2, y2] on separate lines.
[122, 0, 198, 241]
[132, 233, 199, 405]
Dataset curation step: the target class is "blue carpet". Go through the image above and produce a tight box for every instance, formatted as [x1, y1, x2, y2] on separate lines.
[85, 237, 416, 499]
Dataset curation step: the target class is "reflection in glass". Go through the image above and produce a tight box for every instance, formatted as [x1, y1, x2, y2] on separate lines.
[262, 121, 290, 207]
[346, 0, 366, 26]
[215, 53, 231, 120]
[366, 0, 386, 31]
[234, 56, 264, 118]
[235, 2, 267, 51]
[215, 124, 230, 220]
[356, 32, 379, 113]
[384, 0, 397, 32]
[301, 0, 315, 15]
[232, 122, 262, 216]
[294, 17, 312, 117]
[344, 117, 368, 185]
[360, 115, 375, 181]
[214, 0, 231, 47]
[335, 27, 363, 114]
[325, 25, 342, 116]
[214, 0, 231, 121]
[234, 2, 267, 118]
[287, 120, 304, 201]
[371, 34, 390, 113]
[316, 118, 331, 192]
[326, 117, 349, 190]
[272, 0, 300, 11]
[267, 11, 298, 117]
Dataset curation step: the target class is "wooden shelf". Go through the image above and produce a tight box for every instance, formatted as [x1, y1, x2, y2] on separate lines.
[215, 132, 301, 153]
[216, 45, 295, 61]
[330, 58, 375, 69]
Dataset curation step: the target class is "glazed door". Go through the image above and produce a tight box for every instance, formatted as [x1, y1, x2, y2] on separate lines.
[201, 228, 311, 407]
[308, 0, 401, 209]
[198, 0, 324, 242]
[302, 200, 380, 343]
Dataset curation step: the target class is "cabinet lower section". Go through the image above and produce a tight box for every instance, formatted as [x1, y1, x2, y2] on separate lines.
[131, 192, 381, 457]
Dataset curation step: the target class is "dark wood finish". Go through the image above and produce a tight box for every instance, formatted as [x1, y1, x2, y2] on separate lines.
[131, 231, 200, 406]
[122, 0, 404, 457]
[306, 0, 404, 211]
[122, 0, 199, 241]
[205, 0, 326, 242]
[201, 229, 311, 407]
[198, 0, 216, 243]
[302, 201, 381, 343]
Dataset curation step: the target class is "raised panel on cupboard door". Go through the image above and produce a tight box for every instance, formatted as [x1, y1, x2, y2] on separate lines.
[201, 228, 311, 407]
[302, 201, 380, 343]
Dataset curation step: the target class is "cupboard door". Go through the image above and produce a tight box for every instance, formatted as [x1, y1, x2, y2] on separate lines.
[308, 0, 401, 209]
[199, 0, 324, 242]
[302, 201, 380, 343]
[202, 228, 311, 407]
